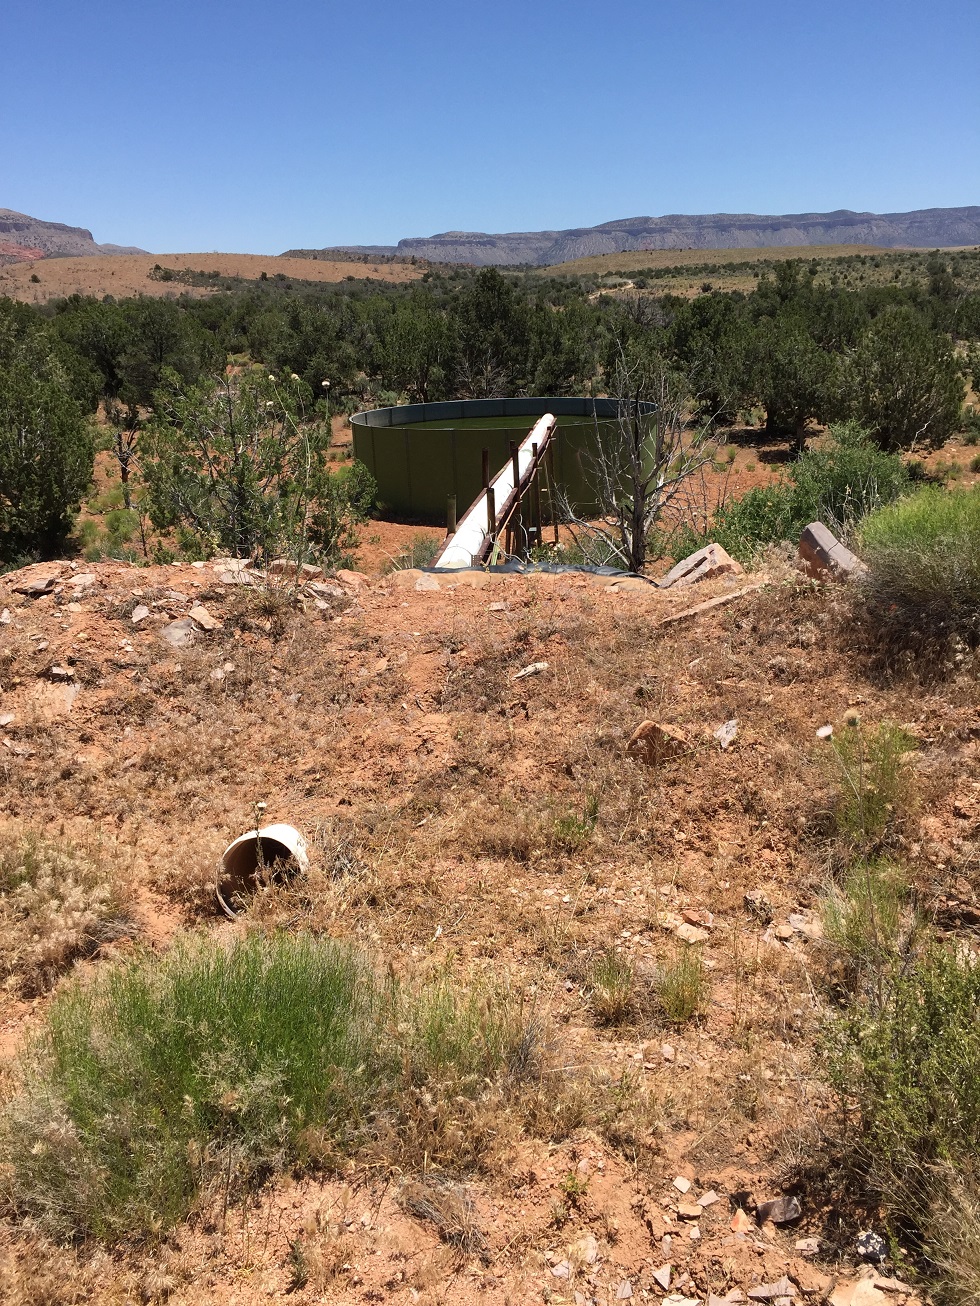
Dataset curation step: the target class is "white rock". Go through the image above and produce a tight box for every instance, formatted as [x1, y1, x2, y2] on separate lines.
[513, 661, 549, 680]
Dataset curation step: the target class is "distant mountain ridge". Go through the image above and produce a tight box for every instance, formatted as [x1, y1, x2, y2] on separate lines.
[0, 209, 146, 266]
[287, 206, 980, 268]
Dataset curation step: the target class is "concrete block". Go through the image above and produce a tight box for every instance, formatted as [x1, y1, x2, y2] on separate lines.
[798, 522, 867, 580]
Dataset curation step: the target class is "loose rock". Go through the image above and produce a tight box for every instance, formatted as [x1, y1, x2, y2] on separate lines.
[747, 1278, 796, 1300]
[756, 1196, 801, 1225]
[568, 1233, 599, 1266]
[189, 604, 222, 631]
[744, 890, 774, 923]
[659, 542, 744, 588]
[161, 617, 198, 648]
[513, 661, 549, 681]
[856, 1231, 888, 1263]
[713, 719, 739, 750]
[627, 721, 689, 766]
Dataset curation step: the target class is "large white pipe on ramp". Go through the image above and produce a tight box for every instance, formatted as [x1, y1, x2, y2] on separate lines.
[433, 414, 556, 569]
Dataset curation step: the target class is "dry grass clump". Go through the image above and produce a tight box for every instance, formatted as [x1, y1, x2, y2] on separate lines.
[396, 1177, 489, 1262]
[0, 831, 135, 994]
[0, 1233, 139, 1306]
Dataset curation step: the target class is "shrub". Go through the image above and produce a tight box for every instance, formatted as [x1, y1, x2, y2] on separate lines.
[821, 861, 911, 996]
[857, 486, 980, 660]
[0, 933, 537, 1241]
[142, 371, 374, 566]
[386, 532, 442, 572]
[0, 832, 134, 994]
[0, 303, 95, 562]
[677, 423, 908, 565]
[841, 306, 965, 451]
[825, 718, 916, 851]
[827, 942, 980, 1211]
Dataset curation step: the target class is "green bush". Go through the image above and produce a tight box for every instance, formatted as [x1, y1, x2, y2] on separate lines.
[789, 420, 910, 535]
[386, 531, 442, 572]
[828, 941, 980, 1182]
[1, 934, 536, 1241]
[675, 423, 908, 565]
[857, 486, 980, 658]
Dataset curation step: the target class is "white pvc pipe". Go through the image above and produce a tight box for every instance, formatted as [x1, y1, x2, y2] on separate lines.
[434, 414, 556, 569]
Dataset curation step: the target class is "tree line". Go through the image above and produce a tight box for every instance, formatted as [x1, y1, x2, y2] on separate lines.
[1, 255, 978, 564]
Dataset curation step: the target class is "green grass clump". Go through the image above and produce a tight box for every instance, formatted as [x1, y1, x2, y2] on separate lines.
[857, 485, 980, 661]
[655, 946, 709, 1024]
[1, 934, 536, 1242]
[587, 950, 636, 1026]
[551, 793, 600, 852]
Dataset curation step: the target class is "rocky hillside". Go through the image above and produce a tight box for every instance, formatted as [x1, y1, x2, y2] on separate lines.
[291, 206, 980, 267]
[0, 549, 967, 1305]
[0, 208, 145, 266]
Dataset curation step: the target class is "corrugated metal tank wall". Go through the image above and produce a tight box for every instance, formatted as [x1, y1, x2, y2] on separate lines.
[351, 398, 643, 521]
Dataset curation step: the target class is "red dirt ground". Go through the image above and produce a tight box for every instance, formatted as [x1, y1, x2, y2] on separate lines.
[0, 543, 971, 1304]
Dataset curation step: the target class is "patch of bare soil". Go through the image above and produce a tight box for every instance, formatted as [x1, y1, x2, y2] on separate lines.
[0, 552, 972, 1305]
[0, 252, 423, 304]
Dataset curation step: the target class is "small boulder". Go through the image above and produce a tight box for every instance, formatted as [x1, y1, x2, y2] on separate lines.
[389, 569, 423, 589]
[12, 575, 58, 596]
[659, 543, 744, 589]
[335, 568, 371, 589]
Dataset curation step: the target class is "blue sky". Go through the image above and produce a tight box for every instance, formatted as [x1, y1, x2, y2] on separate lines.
[3, 0, 978, 254]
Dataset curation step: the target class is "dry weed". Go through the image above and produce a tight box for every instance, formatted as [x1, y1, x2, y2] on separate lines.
[0, 1233, 136, 1306]
[0, 830, 135, 994]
